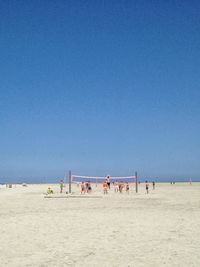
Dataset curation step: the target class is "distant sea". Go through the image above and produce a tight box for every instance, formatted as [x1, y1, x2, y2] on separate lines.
[0, 177, 199, 184]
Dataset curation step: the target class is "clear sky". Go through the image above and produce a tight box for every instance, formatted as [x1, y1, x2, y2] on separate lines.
[1, 0, 200, 182]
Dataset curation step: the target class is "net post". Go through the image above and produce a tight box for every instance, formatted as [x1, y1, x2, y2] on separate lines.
[135, 171, 138, 193]
[69, 170, 72, 194]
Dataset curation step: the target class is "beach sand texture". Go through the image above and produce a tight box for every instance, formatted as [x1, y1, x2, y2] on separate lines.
[0, 183, 200, 267]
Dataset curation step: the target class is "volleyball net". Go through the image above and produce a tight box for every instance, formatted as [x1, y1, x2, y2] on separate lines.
[71, 174, 136, 184]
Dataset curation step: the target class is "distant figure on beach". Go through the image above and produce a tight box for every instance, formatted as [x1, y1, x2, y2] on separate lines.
[152, 181, 155, 190]
[106, 175, 110, 189]
[88, 182, 92, 193]
[47, 187, 53, 194]
[85, 181, 92, 193]
[103, 181, 108, 194]
[119, 181, 124, 193]
[81, 182, 85, 194]
[126, 182, 129, 193]
[114, 181, 119, 192]
[85, 181, 89, 192]
[59, 180, 64, 193]
[145, 181, 149, 194]
[189, 178, 192, 185]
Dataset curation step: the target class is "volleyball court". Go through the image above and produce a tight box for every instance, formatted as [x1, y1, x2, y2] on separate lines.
[71, 174, 138, 193]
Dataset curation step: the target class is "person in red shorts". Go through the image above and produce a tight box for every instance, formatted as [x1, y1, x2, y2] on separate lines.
[81, 182, 85, 194]
[103, 181, 108, 194]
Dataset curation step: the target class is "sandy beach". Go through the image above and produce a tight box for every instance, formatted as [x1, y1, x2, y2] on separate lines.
[0, 182, 200, 267]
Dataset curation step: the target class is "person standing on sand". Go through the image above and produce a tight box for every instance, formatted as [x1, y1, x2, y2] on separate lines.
[126, 182, 129, 194]
[103, 181, 108, 194]
[81, 182, 85, 194]
[106, 175, 110, 189]
[145, 181, 149, 194]
[114, 181, 118, 192]
[85, 181, 89, 192]
[88, 182, 92, 193]
[59, 180, 64, 193]
[119, 181, 124, 193]
[152, 181, 155, 190]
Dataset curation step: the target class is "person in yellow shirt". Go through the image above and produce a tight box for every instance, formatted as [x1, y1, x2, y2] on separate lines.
[47, 187, 53, 194]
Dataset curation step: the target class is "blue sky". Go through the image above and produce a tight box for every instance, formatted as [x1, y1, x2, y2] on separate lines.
[1, 0, 200, 182]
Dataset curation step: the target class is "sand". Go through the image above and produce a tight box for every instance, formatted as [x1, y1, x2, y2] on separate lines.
[0, 182, 200, 267]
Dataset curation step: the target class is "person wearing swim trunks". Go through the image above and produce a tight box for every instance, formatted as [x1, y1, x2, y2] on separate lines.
[81, 182, 85, 194]
[145, 181, 149, 194]
[103, 181, 108, 194]
[119, 181, 124, 193]
[88, 182, 92, 193]
[106, 175, 110, 189]
[126, 182, 129, 193]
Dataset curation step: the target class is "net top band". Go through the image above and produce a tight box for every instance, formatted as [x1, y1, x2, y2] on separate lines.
[72, 175, 136, 180]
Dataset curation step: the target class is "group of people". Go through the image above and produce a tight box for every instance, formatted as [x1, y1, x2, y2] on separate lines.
[46, 178, 156, 195]
[81, 181, 92, 194]
[113, 181, 130, 193]
[47, 180, 64, 195]
[80, 177, 156, 195]
[103, 176, 130, 194]
[102, 175, 110, 194]
[145, 181, 155, 194]
[80, 176, 130, 195]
